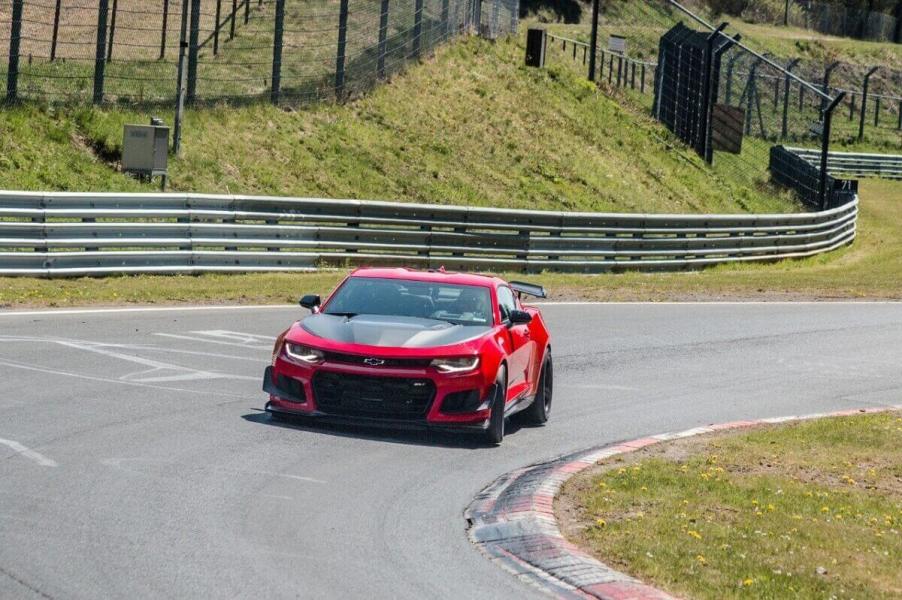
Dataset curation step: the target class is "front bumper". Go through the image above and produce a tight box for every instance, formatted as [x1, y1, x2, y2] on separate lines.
[262, 359, 493, 431]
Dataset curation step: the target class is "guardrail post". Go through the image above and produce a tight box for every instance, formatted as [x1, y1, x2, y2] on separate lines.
[335, 0, 349, 99]
[781, 58, 800, 138]
[413, 0, 424, 59]
[50, 0, 62, 61]
[587, 0, 599, 81]
[419, 224, 431, 257]
[93, 0, 109, 104]
[819, 93, 845, 211]
[270, 0, 285, 104]
[377, 0, 390, 78]
[858, 66, 878, 141]
[6, 0, 23, 104]
[107, 0, 119, 62]
[186, 0, 201, 104]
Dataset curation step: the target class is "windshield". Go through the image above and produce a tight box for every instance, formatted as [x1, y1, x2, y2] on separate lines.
[324, 277, 493, 326]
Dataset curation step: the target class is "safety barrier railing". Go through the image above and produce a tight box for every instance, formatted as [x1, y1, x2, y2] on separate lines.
[785, 148, 902, 180]
[0, 191, 858, 277]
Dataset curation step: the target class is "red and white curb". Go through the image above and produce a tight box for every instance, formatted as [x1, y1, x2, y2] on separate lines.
[464, 405, 901, 600]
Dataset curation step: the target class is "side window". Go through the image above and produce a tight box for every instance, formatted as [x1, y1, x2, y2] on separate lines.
[497, 286, 517, 323]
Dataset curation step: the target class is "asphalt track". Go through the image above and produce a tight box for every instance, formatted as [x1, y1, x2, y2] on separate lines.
[1, 302, 901, 599]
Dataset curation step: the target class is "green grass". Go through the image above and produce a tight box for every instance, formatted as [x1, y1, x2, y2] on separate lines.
[0, 35, 799, 214]
[558, 410, 902, 600]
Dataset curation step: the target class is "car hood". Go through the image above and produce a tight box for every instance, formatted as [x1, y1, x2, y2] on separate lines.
[300, 313, 491, 349]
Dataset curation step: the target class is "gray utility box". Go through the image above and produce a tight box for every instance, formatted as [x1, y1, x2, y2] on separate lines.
[122, 124, 169, 176]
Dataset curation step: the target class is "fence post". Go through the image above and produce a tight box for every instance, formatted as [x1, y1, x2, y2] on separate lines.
[160, 0, 170, 60]
[820, 61, 839, 114]
[187, 0, 201, 104]
[441, 0, 450, 37]
[588, 0, 599, 81]
[51, 0, 62, 61]
[230, 0, 237, 39]
[874, 97, 880, 127]
[6, 0, 23, 103]
[898, 100, 901, 130]
[245, 0, 250, 24]
[858, 66, 878, 141]
[270, 0, 285, 104]
[783, 0, 790, 26]
[819, 93, 845, 211]
[335, 0, 349, 99]
[616, 55, 623, 86]
[724, 53, 739, 104]
[93, 0, 110, 104]
[107, 0, 118, 62]
[413, 0, 424, 58]
[378, 0, 390, 77]
[174, 0, 189, 155]
[849, 92, 855, 121]
[214, 0, 222, 55]
[781, 58, 800, 138]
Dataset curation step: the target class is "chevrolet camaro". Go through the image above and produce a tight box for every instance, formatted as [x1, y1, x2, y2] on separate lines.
[262, 267, 552, 444]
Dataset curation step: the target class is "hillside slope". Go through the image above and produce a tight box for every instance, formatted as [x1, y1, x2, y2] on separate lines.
[0, 35, 797, 214]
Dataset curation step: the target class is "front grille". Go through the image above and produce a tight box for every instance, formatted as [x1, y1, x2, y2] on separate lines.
[312, 371, 436, 420]
[321, 351, 432, 369]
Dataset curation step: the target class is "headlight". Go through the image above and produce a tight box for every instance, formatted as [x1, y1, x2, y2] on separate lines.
[431, 356, 480, 374]
[284, 343, 325, 364]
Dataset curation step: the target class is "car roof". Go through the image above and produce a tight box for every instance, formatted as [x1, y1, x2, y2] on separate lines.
[348, 267, 504, 288]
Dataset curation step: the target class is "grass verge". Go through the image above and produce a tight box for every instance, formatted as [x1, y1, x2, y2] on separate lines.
[557, 410, 902, 600]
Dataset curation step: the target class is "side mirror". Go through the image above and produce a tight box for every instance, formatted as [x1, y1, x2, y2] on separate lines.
[299, 294, 321, 312]
[508, 309, 532, 326]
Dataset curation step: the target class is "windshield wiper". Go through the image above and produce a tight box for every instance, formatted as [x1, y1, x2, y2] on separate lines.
[324, 312, 358, 319]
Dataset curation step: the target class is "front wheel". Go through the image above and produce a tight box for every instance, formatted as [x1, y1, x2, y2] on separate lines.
[524, 353, 553, 425]
[484, 367, 507, 445]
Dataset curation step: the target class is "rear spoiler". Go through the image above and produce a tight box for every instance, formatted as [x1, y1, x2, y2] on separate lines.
[509, 281, 547, 300]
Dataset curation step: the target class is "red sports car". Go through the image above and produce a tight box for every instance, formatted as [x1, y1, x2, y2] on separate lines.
[262, 267, 553, 444]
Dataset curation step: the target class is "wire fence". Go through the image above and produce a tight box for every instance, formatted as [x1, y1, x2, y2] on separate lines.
[544, 1, 902, 149]
[1, 0, 518, 106]
[762, 0, 900, 44]
[541, 0, 868, 211]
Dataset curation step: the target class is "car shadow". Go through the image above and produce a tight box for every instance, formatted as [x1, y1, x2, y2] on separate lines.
[241, 410, 526, 449]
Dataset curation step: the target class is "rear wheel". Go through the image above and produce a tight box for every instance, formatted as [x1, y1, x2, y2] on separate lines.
[524, 352, 553, 425]
[484, 367, 507, 445]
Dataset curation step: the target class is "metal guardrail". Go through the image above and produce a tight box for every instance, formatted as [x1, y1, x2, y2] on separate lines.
[0, 192, 858, 277]
[786, 148, 902, 180]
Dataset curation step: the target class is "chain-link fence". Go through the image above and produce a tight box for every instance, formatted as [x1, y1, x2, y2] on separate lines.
[542, 0, 863, 210]
[1, 0, 518, 106]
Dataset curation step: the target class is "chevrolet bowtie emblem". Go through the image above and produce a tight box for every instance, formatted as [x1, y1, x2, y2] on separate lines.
[364, 357, 385, 366]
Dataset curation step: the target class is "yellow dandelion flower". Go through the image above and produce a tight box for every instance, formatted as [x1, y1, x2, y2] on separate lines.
[821, 506, 830, 513]
[618, 468, 626, 475]
[641, 486, 648, 492]
[596, 518, 606, 527]
[743, 578, 754, 586]
[696, 555, 707, 565]
[767, 504, 775, 512]
[688, 530, 702, 540]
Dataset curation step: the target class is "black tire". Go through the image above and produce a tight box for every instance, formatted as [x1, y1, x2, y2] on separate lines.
[484, 367, 507, 445]
[524, 352, 553, 425]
